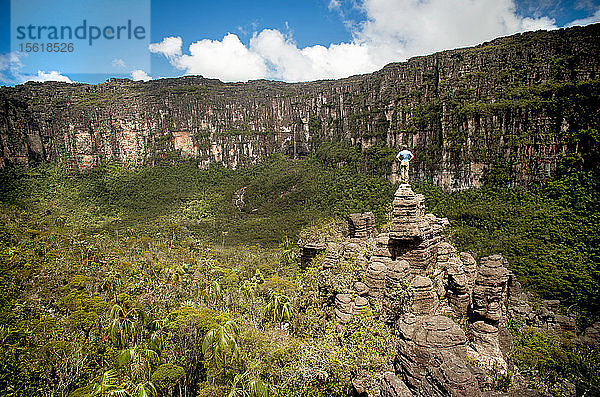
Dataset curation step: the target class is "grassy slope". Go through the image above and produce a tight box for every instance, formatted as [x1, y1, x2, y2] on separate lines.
[1, 155, 598, 317]
[0, 156, 394, 247]
[0, 155, 599, 396]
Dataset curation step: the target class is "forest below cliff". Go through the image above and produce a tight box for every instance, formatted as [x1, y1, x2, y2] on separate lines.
[0, 139, 599, 396]
[2, 24, 600, 191]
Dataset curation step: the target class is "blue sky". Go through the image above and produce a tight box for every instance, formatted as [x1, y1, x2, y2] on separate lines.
[1, 0, 599, 85]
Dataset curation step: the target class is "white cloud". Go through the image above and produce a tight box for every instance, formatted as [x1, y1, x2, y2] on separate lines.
[173, 33, 268, 82]
[30, 70, 73, 83]
[0, 52, 24, 84]
[112, 58, 126, 68]
[149, 36, 183, 58]
[250, 29, 376, 81]
[131, 69, 152, 81]
[565, 7, 600, 26]
[150, 0, 600, 83]
[0, 52, 73, 85]
[354, 0, 558, 66]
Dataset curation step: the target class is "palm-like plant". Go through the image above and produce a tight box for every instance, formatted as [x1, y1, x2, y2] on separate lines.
[202, 320, 240, 374]
[117, 345, 160, 383]
[89, 370, 128, 396]
[264, 293, 294, 324]
[201, 279, 223, 308]
[126, 381, 157, 397]
[278, 237, 297, 266]
[103, 304, 163, 396]
[108, 304, 134, 349]
[228, 372, 274, 397]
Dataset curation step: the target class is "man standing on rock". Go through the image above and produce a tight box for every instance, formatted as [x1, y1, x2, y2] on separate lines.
[396, 145, 414, 183]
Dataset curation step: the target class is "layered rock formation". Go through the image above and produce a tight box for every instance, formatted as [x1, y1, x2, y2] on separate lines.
[395, 315, 482, 396]
[2, 24, 600, 189]
[348, 212, 376, 239]
[300, 183, 567, 396]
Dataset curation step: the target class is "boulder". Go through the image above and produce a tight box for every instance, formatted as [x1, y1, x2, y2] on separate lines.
[348, 212, 376, 239]
[579, 321, 600, 347]
[379, 372, 413, 397]
[411, 276, 439, 316]
[468, 321, 507, 372]
[555, 315, 577, 333]
[334, 293, 353, 324]
[354, 296, 369, 312]
[472, 255, 510, 324]
[354, 281, 369, 296]
[366, 261, 387, 299]
[395, 316, 481, 397]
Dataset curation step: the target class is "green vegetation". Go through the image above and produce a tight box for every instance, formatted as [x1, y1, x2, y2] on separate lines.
[0, 198, 394, 396]
[0, 155, 394, 246]
[509, 319, 600, 395]
[413, 169, 600, 322]
[0, 148, 598, 396]
[0, 156, 398, 396]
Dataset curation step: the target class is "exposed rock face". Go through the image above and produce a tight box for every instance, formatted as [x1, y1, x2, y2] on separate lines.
[366, 261, 388, 300]
[305, 186, 514, 395]
[298, 242, 326, 269]
[447, 256, 471, 316]
[379, 372, 412, 397]
[384, 259, 411, 321]
[579, 322, 600, 347]
[334, 293, 354, 324]
[468, 255, 511, 372]
[2, 25, 600, 189]
[395, 315, 481, 397]
[468, 321, 506, 371]
[410, 276, 439, 316]
[348, 212, 376, 239]
[460, 252, 477, 295]
[389, 184, 429, 241]
[508, 277, 578, 335]
[472, 255, 510, 324]
[300, 185, 582, 396]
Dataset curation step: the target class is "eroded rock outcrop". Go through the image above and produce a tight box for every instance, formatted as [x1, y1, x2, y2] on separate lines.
[300, 184, 578, 396]
[468, 255, 511, 373]
[508, 277, 578, 335]
[348, 212, 376, 239]
[395, 315, 482, 397]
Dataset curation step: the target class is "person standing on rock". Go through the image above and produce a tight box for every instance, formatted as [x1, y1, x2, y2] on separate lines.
[396, 145, 414, 183]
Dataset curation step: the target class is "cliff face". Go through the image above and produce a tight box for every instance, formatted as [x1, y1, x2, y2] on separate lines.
[1, 24, 599, 189]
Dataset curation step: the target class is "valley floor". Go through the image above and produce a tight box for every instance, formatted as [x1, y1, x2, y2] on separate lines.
[0, 157, 598, 396]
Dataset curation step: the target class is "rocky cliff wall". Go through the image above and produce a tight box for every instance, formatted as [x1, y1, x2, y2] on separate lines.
[1, 24, 599, 189]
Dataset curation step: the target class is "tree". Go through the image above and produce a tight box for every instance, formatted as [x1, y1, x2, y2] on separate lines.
[201, 279, 223, 309]
[202, 320, 240, 376]
[89, 370, 127, 396]
[264, 293, 294, 325]
[227, 372, 274, 397]
[91, 305, 163, 397]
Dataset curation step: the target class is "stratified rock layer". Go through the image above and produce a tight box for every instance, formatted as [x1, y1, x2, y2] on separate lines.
[2, 25, 600, 190]
[395, 315, 481, 397]
[348, 212, 376, 239]
[300, 184, 579, 396]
